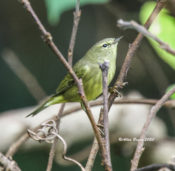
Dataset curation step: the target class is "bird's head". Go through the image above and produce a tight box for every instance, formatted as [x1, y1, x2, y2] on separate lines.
[86, 37, 122, 62]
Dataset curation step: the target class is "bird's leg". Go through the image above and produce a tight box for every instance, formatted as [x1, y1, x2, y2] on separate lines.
[109, 87, 122, 97]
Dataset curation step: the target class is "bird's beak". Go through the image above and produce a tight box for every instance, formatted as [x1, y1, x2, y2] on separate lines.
[114, 36, 123, 44]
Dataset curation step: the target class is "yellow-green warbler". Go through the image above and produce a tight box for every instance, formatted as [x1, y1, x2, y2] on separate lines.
[28, 37, 121, 117]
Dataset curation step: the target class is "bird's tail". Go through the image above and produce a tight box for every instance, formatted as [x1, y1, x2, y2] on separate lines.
[26, 95, 65, 117]
[26, 102, 47, 117]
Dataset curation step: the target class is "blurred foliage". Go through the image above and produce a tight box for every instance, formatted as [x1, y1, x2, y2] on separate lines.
[45, 0, 108, 25]
[139, 1, 175, 70]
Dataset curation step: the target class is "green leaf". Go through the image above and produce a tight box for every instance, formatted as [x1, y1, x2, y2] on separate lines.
[45, 0, 108, 25]
[139, 1, 175, 70]
[166, 84, 175, 99]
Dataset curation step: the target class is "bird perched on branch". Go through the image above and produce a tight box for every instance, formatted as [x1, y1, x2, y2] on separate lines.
[27, 37, 122, 117]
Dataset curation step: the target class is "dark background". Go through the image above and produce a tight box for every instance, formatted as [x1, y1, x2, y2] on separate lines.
[0, 0, 175, 170]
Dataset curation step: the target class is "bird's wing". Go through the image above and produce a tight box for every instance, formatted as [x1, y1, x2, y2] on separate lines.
[56, 74, 74, 95]
[56, 63, 90, 95]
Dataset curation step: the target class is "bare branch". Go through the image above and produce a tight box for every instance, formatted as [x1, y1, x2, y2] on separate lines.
[68, 0, 81, 65]
[5, 98, 175, 159]
[100, 61, 112, 170]
[46, 136, 58, 171]
[46, 104, 65, 171]
[85, 0, 167, 169]
[2, 49, 46, 102]
[117, 19, 175, 56]
[17, 0, 106, 166]
[109, 0, 167, 108]
[0, 152, 21, 171]
[17, 0, 80, 92]
[47, 0, 81, 169]
[5, 126, 40, 157]
[131, 86, 175, 171]
[52, 132, 86, 171]
[61, 98, 175, 118]
[85, 138, 99, 171]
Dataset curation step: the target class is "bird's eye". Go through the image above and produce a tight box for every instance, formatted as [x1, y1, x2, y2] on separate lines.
[102, 44, 108, 48]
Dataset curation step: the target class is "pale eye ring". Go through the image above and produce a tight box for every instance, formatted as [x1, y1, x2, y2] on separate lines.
[102, 44, 108, 48]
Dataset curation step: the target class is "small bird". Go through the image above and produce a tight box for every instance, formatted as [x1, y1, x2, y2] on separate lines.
[27, 37, 121, 117]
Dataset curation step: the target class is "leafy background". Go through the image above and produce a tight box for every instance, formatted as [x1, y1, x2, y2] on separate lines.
[140, 1, 175, 70]
[0, 0, 175, 170]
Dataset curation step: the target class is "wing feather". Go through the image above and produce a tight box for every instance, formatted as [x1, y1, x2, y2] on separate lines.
[56, 62, 90, 95]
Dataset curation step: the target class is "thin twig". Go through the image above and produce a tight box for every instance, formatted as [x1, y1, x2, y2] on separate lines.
[2, 49, 46, 102]
[17, 0, 106, 167]
[5, 97, 175, 158]
[52, 132, 86, 171]
[85, 105, 106, 170]
[17, 0, 80, 93]
[117, 19, 175, 56]
[28, 120, 86, 171]
[0, 152, 21, 171]
[61, 145, 92, 166]
[46, 104, 65, 171]
[5, 125, 41, 157]
[47, 0, 81, 169]
[108, 0, 166, 108]
[100, 61, 112, 170]
[134, 163, 175, 171]
[46, 133, 58, 171]
[61, 98, 175, 118]
[85, 138, 99, 171]
[131, 86, 175, 171]
[68, 0, 81, 66]
[85, 0, 167, 169]
[85, 107, 107, 170]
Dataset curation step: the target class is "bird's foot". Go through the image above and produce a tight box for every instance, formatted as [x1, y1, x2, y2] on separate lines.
[109, 82, 128, 96]
[109, 86, 122, 97]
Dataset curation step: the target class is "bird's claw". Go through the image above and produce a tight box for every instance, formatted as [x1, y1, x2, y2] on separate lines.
[109, 82, 128, 96]
[117, 81, 128, 89]
[109, 86, 122, 97]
